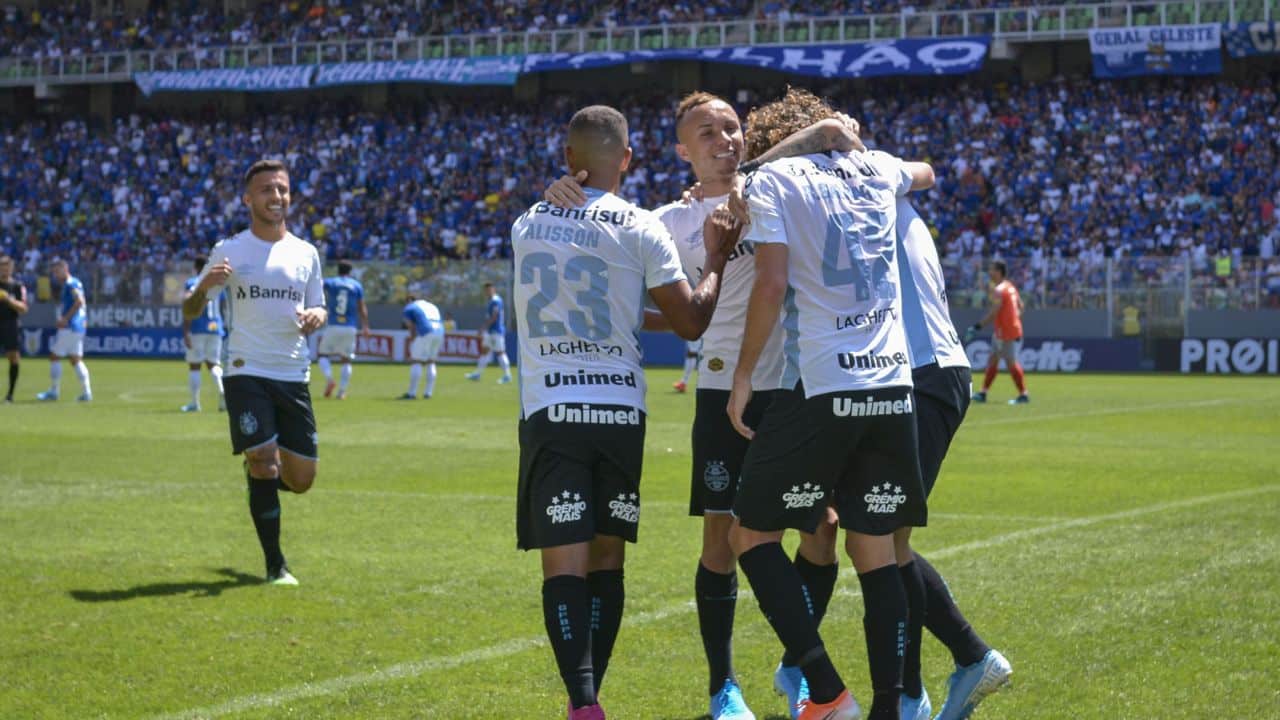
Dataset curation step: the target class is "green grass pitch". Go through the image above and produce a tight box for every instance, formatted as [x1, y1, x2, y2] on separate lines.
[2, 360, 1277, 719]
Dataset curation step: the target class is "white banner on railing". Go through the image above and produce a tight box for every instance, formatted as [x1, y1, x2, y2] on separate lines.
[311, 329, 485, 364]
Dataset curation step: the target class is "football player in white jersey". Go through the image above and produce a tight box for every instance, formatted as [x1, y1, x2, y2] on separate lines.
[725, 89, 935, 720]
[184, 159, 326, 587]
[514, 105, 741, 720]
[727, 113, 1012, 720]
[544, 92, 866, 720]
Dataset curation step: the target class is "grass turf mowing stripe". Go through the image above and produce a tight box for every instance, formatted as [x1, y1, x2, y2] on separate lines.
[152, 483, 1277, 720]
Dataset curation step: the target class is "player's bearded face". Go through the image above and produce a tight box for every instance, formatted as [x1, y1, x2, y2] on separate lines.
[679, 102, 744, 180]
[246, 171, 291, 225]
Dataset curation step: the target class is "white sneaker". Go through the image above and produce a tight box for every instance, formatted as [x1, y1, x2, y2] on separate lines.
[36, 390, 58, 401]
[180, 403, 201, 413]
[76, 392, 92, 403]
[498, 375, 512, 384]
[465, 372, 481, 381]
[267, 568, 299, 586]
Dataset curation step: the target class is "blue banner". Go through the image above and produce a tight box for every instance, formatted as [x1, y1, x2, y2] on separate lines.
[523, 38, 989, 79]
[134, 66, 314, 96]
[1089, 24, 1221, 78]
[23, 328, 186, 357]
[1223, 22, 1280, 58]
[313, 57, 521, 87]
[135, 38, 989, 93]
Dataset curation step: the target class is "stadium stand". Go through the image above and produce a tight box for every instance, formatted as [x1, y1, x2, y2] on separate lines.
[2, 76, 1275, 275]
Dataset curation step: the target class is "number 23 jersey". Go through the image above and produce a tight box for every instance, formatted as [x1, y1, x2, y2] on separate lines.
[511, 188, 686, 418]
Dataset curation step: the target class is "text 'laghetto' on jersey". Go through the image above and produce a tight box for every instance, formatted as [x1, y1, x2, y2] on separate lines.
[744, 150, 915, 396]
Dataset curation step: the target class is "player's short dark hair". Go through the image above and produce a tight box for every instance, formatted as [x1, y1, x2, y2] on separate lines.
[484, 282, 495, 290]
[194, 255, 208, 273]
[675, 91, 729, 128]
[567, 105, 628, 156]
[51, 258, 68, 269]
[990, 260, 1008, 278]
[243, 159, 288, 186]
[337, 261, 353, 275]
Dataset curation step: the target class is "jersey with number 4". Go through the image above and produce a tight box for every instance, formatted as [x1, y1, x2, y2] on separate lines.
[745, 151, 914, 396]
[512, 188, 686, 417]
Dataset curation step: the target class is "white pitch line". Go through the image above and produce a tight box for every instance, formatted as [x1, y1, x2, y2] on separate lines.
[154, 484, 1278, 720]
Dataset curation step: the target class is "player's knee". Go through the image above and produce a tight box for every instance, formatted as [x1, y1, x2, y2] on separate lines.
[244, 446, 280, 480]
[588, 535, 625, 571]
[281, 465, 315, 494]
[798, 531, 838, 566]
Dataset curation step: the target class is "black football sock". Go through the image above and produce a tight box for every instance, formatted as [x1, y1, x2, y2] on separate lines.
[542, 575, 596, 708]
[695, 563, 738, 694]
[586, 569, 624, 694]
[738, 543, 843, 704]
[246, 476, 285, 575]
[782, 553, 839, 665]
[858, 564, 907, 719]
[899, 560, 927, 698]
[7, 362, 17, 399]
[915, 552, 989, 667]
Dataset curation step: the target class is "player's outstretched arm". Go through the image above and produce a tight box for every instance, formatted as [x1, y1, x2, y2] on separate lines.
[648, 206, 739, 340]
[737, 115, 865, 177]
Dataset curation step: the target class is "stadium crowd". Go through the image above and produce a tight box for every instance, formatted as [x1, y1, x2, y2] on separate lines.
[2, 0, 1122, 59]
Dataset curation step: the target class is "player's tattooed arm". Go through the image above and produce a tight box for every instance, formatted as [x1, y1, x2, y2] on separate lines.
[737, 114, 865, 176]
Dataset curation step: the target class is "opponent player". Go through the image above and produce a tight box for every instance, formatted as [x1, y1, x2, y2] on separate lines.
[515, 104, 737, 720]
[969, 260, 1028, 404]
[317, 260, 368, 400]
[544, 92, 861, 720]
[0, 255, 29, 403]
[181, 255, 227, 412]
[727, 89, 934, 720]
[401, 293, 444, 399]
[37, 259, 92, 402]
[466, 282, 512, 384]
[185, 159, 326, 586]
[674, 339, 700, 393]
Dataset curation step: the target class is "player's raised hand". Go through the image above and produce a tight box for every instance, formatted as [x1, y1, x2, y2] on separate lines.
[296, 307, 326, 335]
[199, 258, 233, 291]
[544, 170, 588, 208]
[727, 373, 755, 440]
[834, 112, 867, 152]
[681, 181, 706, 205]
[702, 203, 742, 262]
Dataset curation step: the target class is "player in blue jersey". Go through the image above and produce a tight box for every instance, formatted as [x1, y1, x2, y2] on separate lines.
[400, 294, 444, 399]
[37, 259, 92, 402]
[181, 255, 227, 412]
[465, 282, 512, 384]
[317, 261, 369, 400]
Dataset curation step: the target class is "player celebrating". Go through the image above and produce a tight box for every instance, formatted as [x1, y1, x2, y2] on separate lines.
[317, 260, 369, 400]
[466, 282, 512, 384]
[514, 104, 737, 720]
[184, 159, 326, 586]
[969, 260, 1028, 404]
[544, 92, 859, 720]
[180, 255, 227, 413]
[37, 259, 92, 402]
[401, 293, 444, 399]
[0, 255, 30, 403]
[727, 90, 933, 720]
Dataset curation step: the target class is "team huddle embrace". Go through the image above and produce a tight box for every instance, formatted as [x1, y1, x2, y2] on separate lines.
[513, 91, 1012, 720]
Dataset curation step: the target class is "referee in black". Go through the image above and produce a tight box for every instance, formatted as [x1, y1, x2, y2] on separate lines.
[0, 255, 30, 403]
